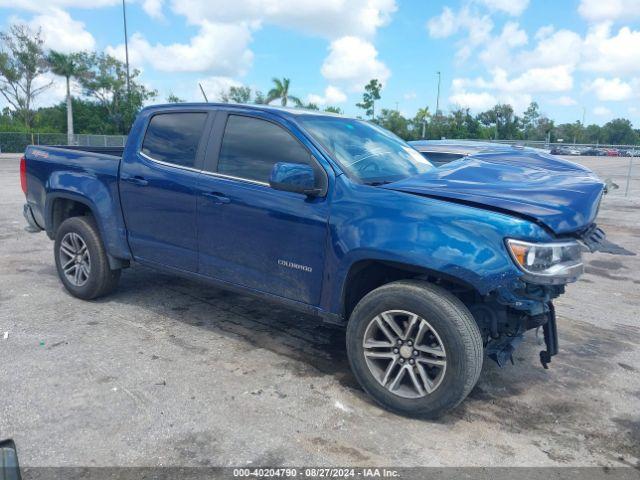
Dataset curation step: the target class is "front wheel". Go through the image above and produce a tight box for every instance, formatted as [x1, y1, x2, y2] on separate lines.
[54, 216, 121, 300]
[346, 280, 483, 418]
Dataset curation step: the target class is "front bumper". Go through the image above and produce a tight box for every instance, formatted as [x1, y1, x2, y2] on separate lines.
[23, 204, 43, 233]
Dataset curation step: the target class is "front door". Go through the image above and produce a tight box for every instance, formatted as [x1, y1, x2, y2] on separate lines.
[196, 113, 330, 305]
[120, 111, 209, 272]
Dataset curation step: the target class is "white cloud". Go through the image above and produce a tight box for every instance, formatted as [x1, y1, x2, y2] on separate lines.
[106, 22, 254, 75]
[534, 25, 555, 41]
[427, 6, 493, 48]
[196, 76, 242, 101]
[593, 106, 612, 116]
[170, 0, 397, 39]
[476, 0, 529, 16]
[142, 0, 164, 19]
[550, 96, 578, 106]
[403, 91, 417, 100]
[585, 78, 633, 101]
[321, 36, 390, 91]
[449, 91, 497, 110]
[518, 29, 582, 69]
[307, 85, 347, 105]
[479, 21, 528, 67]
[581, 23, 640, 74]
[454, 66, 573, 94]
[0, 0, 118, 9]
[13, 8, 96, 53]
[449, 65, 573, 112]
[426, 7, 458, 38]
[578, 0, 640, 23]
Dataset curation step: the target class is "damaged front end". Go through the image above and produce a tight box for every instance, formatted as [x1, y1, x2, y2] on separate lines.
[469, 282, 562, 369]
[470, 223, 608, 369]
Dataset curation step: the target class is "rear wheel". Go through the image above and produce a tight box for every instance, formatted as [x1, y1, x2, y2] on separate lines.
[54, 216, 120, 300]
[346, 280, 483, 418]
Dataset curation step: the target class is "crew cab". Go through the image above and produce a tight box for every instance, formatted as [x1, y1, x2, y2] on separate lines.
[21, 104, 606, 418]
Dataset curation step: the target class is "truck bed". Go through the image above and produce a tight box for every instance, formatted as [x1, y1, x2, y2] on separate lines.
[23, 144, 129, 259]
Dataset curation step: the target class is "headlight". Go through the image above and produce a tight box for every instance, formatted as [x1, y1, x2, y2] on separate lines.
[506, 239, 583, 284]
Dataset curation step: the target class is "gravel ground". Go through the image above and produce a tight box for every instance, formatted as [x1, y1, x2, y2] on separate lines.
[0, 153, 638, 469]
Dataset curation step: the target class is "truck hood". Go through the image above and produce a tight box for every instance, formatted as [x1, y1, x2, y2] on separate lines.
[382, 151, 605, 234]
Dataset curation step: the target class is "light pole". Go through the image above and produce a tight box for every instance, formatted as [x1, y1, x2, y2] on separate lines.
[122, 0, 131, 105]
[435, 71, 441, 118]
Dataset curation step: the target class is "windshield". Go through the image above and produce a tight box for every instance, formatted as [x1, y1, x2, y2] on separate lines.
[298, 116, 433, 184]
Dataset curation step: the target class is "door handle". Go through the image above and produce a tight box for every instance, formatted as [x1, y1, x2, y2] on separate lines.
[203, 192, 230, 204]
[124, 175, 149, 186]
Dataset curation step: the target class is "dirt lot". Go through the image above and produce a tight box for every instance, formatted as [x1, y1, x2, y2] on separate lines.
[0, 153, 639, 468]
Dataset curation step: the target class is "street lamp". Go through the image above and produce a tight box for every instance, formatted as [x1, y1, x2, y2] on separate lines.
[122, 0, 131, 106]
[435, 71, 441, 118]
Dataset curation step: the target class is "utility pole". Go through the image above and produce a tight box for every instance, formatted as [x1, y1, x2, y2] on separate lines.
[122, 0, 131, 129]
[435, 71, 441, 118]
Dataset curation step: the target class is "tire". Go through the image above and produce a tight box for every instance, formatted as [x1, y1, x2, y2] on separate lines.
[346, 280, 483, 419]
[54, 216, 121, 300]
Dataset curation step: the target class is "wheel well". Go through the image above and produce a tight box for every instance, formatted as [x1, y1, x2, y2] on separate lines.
[342, 260, 478, 319]
[50, 198, 93, 236]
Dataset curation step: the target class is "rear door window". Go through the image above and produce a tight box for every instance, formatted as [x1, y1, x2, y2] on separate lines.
[141, 112, 207, 168]
[217, 115, 312, 183]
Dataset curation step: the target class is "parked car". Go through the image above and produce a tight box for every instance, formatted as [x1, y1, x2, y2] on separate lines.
[549, 145, 581, 156]
[581, 147, 605, 156]
[21, 104, 607, 418]
[604, 148, 620, 156]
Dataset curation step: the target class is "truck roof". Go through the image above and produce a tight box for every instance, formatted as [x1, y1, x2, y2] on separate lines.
[141, 102, 343, 120]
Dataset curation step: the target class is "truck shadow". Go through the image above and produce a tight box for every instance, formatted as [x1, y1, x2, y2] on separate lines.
[101, 264, 640, 434]
[105, 265, 363, 393]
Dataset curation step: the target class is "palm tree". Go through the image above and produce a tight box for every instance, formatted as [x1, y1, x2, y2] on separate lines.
[266, 77, 301, 107]
[48, 51, 85, 144]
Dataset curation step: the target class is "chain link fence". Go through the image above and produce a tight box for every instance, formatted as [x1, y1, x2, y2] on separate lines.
[0, 132, 127, 154]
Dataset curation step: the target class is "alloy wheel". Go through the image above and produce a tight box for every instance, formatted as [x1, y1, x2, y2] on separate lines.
[59, 232, 91, 287]
[362, 310, 447, 399]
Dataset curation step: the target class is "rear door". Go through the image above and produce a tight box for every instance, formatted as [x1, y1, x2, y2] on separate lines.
[120, 110, 212, 271]
[195, 111, 330, 305]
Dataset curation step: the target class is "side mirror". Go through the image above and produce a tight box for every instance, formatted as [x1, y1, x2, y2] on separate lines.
[269, 162, 323, 196]
[0, 439, 22, 480]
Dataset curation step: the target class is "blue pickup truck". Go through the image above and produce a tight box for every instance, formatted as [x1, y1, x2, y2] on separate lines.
[21, 103, 606, 418]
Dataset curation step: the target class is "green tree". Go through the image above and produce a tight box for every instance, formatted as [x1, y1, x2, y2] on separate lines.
[166, 92, 185, 103]
[410, 107, 431, 139]
[78, 52, 156, 134]
[299, 102, 319, 110]
[220, 85, 252, 103]
[583, 124, 602, 145]
[266, 78, 301, 106]
[556, 121, 584, 144]
[601, 118, 637, 145]
[478, 104, 520, 140]
[0, 25, 51, 129]
[356, 79, 382, 119]
[324, 106, 343, 114]
[376, 108, 410, 139]
[522, 102, 540, 140]
[253, 90, 267, 104]
[47, 50, 86, 142]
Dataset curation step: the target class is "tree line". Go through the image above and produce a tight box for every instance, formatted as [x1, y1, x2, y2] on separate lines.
[1, 24, 638, 146]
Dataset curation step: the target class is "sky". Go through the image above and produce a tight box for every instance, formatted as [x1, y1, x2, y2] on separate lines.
[1, 0, 640, 126]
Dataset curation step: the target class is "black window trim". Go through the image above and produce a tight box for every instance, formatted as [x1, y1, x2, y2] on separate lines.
[138, 109, 213, 173]
[205, 111, 329, 192]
